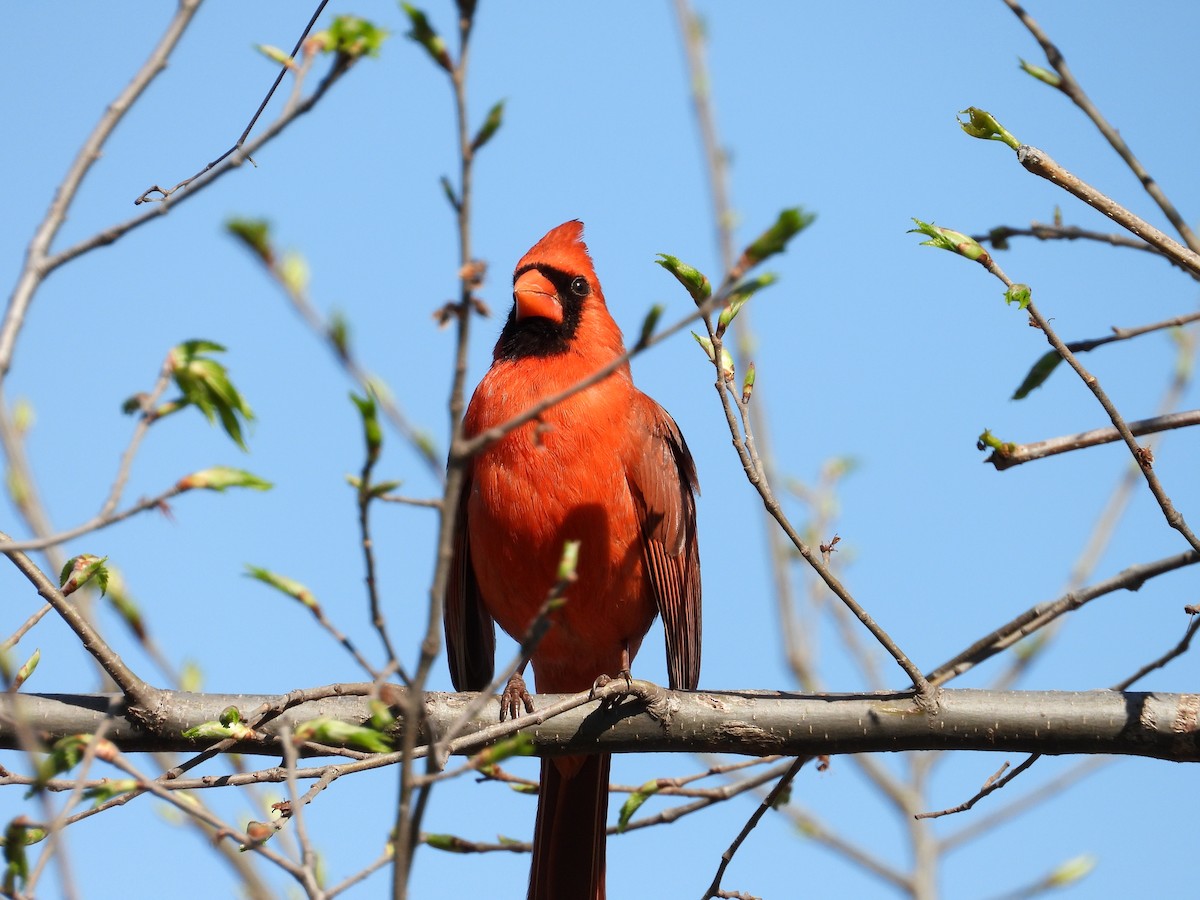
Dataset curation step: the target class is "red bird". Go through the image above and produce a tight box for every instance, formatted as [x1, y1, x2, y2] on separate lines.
[445, 221, 701, 900]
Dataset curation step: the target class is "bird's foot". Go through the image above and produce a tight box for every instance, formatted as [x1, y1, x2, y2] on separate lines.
[589, 669, 634, 708]
[499, 672, 535, 722]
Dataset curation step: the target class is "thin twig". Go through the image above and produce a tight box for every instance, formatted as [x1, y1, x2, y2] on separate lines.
[979, 252, 1200, 554]
[984, 409, 1200, 470]
[707, 318, 934, 704]
[939, 757, 1107, 853]
[0, 531, 152, 705]
[395, 6, 481, 896]
[279, 726, 323, 899]
[249, 251, 441, 478]
[1002, 0, 1200, 253]
[975, 223, 1200, 279]
[134, 0, 332, 205]
[1111, 615, 1200, 691]
[1015, 145, 1200, 277]
[702, 757, 809, 900]
[673, 0, 812, 697]
[916, 756, 1040, 821]
[926, 549, 1199, 685]
[0, 0, 204, 378]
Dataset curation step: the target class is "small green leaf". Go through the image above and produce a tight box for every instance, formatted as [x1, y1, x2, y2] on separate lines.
[400, 4, 452, 71]
[316, 15, 388, 59]
[99, 566, 147, 640]
[0, 820, 45, 848]
[255, 44, 295, 69]
[717, 273, 777, 336]
[471, 100, 505, 153]
[351, 391, 383, 463]
[245, 565, 320, 613]
[473, 733, 535, 767]
[177, 466, 273, 492]
[182, 720, 257, 741]
[11, 399, 33, 435]
[83, 779, 139, 806]
[292, 718, 393, 753]
[367, 480, 404, 499]
[1012, 350, 1062, 400]
[742, 207, 815, 266]
[180, 660, 204, 692]
[636, 304, 664, 349]
[328, 310, 351, 359]
[910, 219, 991, 264]
[167, 341, 255, 450]
[1046, 854, 1097, 887]
[617, 779, 661, 832]
[11, 649, 39, 691]
[657, 255, 712, 306]
[424, 833, 470, 853]
[1018, 58, 1062, 88]
[219, 706, 243, 727]
[557, 540, 581, 582]
[977, 428, 1017, 457]
[1004, 283, 1032, 309]
[691, 331, 715, 363]
[279, 252, 309, 295]
[59, 555, 109, 597]
[958, 107, 1021, 150]
[439, 175, 460, 211]
[3, 818, 30, 892]
[367, 699, 396, 733]
[226, 218, 273, 265]
[741, 362, 756, 404]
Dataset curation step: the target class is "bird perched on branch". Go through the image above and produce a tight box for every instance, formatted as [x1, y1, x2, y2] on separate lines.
[445, 220, 702, 900]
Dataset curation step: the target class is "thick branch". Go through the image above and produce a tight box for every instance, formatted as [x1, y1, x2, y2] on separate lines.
[3, 687, 1197, 762]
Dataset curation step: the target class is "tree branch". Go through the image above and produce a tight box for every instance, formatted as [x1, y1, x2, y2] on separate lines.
[984, 409, 1200, 470]
[4, 687, 1198, 762]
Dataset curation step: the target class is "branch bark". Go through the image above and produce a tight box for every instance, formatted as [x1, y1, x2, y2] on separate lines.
[4, 687, 1197, 762]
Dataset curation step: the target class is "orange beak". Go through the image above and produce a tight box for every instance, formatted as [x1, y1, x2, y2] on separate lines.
[513, 269, 563, 324]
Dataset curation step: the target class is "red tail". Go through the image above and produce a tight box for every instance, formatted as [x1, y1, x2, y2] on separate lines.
[528, 753, 610, 900]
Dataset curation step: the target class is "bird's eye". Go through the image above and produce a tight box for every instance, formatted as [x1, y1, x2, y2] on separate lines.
[569, 276, 590, 297]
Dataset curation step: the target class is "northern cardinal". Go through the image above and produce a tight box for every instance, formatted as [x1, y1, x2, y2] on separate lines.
[445, 221, 701, 900]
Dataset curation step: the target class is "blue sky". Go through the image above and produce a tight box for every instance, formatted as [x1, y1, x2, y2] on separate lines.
[2, 2, 1198, 897]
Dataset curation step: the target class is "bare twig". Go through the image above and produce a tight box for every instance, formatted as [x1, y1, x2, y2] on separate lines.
[707, 318, 934, 704]
[673, 0, 811, 694]
[1002, 0, 1200, 253]
[247, 252, 441, 477]
[916, 755, 1040, 820]
[939, 757, 1107, 853]
[702, 757, 809, 900]
[0, 0, 204, 378]
[975, 223, 1200, 279]
[278, 726, 323, 899]
[985, 409, 1200, 470]
[395, 5, 482, 896]
[977, 252, 1200, 554]
[134, 0, 332, 205]
[1111, 615, 1200, 692]
[1015, 145, 1200, 277]
[0, 532, 152, 707]
[926, 550, 1199, 685]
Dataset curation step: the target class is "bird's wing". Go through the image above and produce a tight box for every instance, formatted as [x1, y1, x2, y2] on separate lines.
[626, 396, 702, 690]
[444, 468, 496, 691]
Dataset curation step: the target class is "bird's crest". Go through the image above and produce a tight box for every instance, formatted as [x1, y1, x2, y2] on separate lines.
[516, 220, 595, 278]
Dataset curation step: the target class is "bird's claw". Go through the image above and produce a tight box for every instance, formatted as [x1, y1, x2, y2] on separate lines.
[589, 669, 634, 708]
[499, 672, 535, 722]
